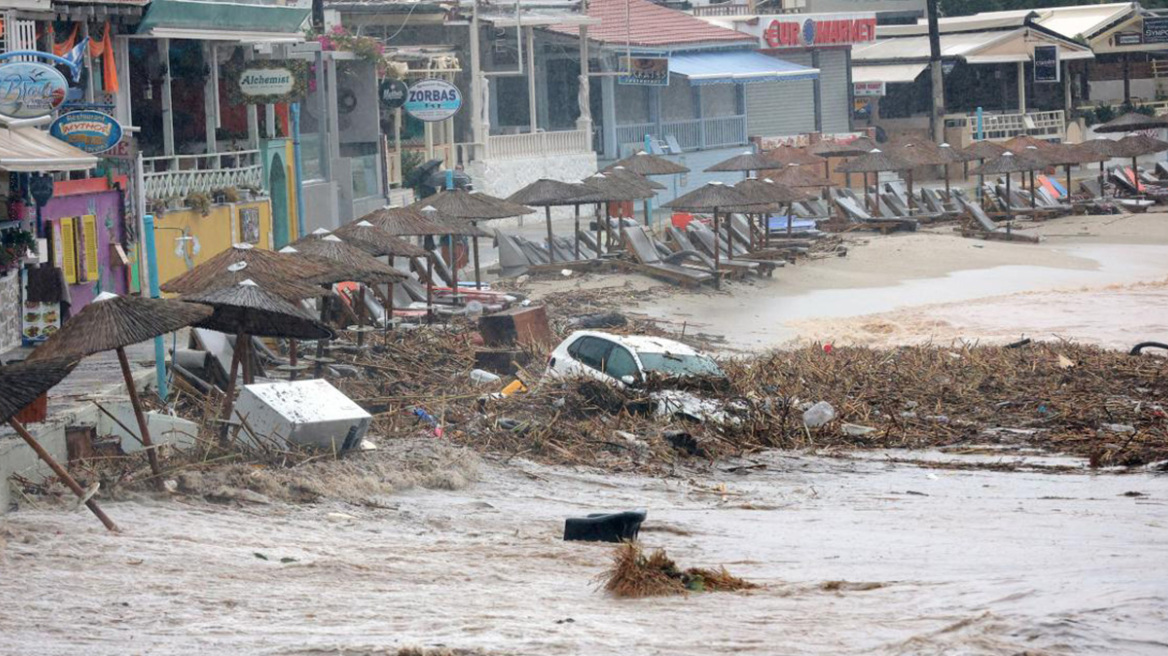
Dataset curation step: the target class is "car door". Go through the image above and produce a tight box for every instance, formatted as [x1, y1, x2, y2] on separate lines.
[568, 336, 618, 384]
[603, 344, 640, 386]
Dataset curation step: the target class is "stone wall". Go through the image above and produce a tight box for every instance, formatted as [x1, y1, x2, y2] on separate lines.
[0, 271, 20, 354]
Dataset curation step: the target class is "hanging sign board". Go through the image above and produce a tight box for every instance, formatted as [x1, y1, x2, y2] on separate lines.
[50, 110, 123, 154]
[618, 57, 669, 86]
[1033, 45, 1060, 83]
[853, 81, 885, 97]
[404, 79, 462, 122]
[379, 79, 409, 110]
[0, 61, 68, 119]
[223, 60, 306, 105]
[1144, 17, 1168, 44]
[1115, 31, 1143, 47]
[751, 13, 877, 49]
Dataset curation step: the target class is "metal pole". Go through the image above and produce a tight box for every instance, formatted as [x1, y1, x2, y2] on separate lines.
[143, 214, 167, 402]
[291, 103, 307, 239]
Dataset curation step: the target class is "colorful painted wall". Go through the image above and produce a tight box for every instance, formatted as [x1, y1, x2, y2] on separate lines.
[154, 200, 273, 286]
[260, 138, 302, 249]
[41, 178, 130, 308]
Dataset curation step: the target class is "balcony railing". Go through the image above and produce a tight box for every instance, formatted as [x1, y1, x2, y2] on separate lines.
[692, 3, 754, 17]
[614, 115, 748, 153]
[944, 110, 1066, 145]
[485, 129, 591, 160]
[143, 150, 265, 200]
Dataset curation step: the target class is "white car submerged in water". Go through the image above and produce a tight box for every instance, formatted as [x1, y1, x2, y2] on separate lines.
[545, 331, 736, 423]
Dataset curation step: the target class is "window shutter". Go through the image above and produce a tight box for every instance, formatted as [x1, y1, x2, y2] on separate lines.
[82, 215, 100, 282]
[60, 218, 78, 284]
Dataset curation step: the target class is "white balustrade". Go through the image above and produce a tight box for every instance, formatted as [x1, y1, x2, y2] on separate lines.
[143, 150, 265, 200]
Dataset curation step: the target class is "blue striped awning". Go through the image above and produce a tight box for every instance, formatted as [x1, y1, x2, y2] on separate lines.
[669, 50, 819, 86]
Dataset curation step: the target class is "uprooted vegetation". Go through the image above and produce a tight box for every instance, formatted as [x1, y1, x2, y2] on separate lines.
[342, 331, 1168, 471]
[601, 542, 757, 598]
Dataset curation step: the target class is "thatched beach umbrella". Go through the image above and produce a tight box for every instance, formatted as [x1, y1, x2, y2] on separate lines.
[1077, 139, 1124, 198]
[1110, 134, 1168, 194]
[186, 280, 333, 442]
[415, 190, 532, 289]
[607, 151, 689, 176]
[333, 219, 426, 259]
[836, 149, 912, 214]
[508, 179, 591, 263]
[972, 150, 1045, 214]
[1042, 142, 1109, 199]
[579, 173, 653, 254]
[160, 243, 331, 302]
[768, 163, 835, 189]
[736, 177, 811, 244]
[705, 150, 777, 176]
[1093, 111, 1168, 134]
[28, 293, 211, 484]
[663, 182, 757, 288]
[1, 356, 117, 531]
[889, 141, 952, 215]
[962, 140, 1010, 201]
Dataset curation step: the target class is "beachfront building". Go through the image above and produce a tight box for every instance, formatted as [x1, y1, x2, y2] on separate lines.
[851, 11, 1094, 146]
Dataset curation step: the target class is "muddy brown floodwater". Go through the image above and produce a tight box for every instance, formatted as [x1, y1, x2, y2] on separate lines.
[2, 449, 1166, 655]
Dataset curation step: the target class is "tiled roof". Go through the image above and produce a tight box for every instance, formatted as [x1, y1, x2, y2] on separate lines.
[550, 0, 755, 49]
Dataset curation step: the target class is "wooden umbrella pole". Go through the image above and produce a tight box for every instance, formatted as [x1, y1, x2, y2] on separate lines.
[787, 203, 793, 238]
[1066, 165, 1072, 202]
[219, 330, 244, 444]
[288, 338, 299, 381]
[875, 175, 882, 216]
[725, 210, 734, 259]
[426, 253, 435, 324]
[116, 346, 163, 487]
[595, 203, 602, 258]
[241, 333, 252, 385]
[643, 199, 651, 228]
[1100, 161, 1106, 199]
[314, 295, 330, 378]
[8, 418, 118, 531]
[573, 204, 581, 260]
[450, 243, 461, 306]
[712, 208, 722, 290]
[545, 206, 555, 264]
[472, 222, 482, 290]
[945, 164, 952, 201]
[1030, 170, 1037, 208]
[906, 170, 915, 216]
[864, 172, 872, 212]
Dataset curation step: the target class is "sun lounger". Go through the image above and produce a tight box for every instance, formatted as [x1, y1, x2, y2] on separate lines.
[622, 224, 713, 287]
[686, 222, 776, 275]
[668, 226, 767, 276]
[958, 197, 1040, 244]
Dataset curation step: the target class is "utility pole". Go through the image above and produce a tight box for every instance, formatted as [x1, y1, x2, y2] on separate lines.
[927, 0, 945, 143]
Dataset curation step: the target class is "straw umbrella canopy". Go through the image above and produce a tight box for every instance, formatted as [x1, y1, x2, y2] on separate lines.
[333, 219, 427, 258]
[1, 356, 118, 531]
[186, 279, 334, 442]
[160, 243, 331, 301]
[766, 145, 823, 167]
[808, 139, 870, 158]
[575, 173, 651, 256]
[1041, 142, 1109, 198]
[962, 140, 1010, 201]
[1093, 111, 1168, 134]
[705, 150, 777, 175]
[291, 234, 407, 285]
[413, 190, 531, 290]
[972, 151, 1045, 213]
[508, 179, 592, 263]
[1003, 135, 1058, 154]
[835, 149, 912, 213]
[27, 292, 211, 484]
[767, 163, 835, 189]
[607, 151, 689, 176]
[662, 182, 758, 287]
[1075, 139, 1123, 198]
[736, 177, 812, 245]
[605, 165, 666, 191]
[1108, 134, 1168, 194]
[889, 141, 953, 213]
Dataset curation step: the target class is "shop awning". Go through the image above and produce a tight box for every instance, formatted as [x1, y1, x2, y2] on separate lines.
[0, 126, 98, 173]
[136, 0, 310, 42]
[852, 63, 927, 84]
[669, 50, 819, 85]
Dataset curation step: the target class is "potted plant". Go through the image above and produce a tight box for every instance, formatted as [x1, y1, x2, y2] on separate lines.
[211, 187, 240, 204]
[185, 192, 212, 216]
[146, 198, 168, 215]
[240, 183, 264, 201]
[0, 228, 35, 276]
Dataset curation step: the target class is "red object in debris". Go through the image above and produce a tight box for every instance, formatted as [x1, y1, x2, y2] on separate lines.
[15, 393, 48, 424]
[469, 332, 485, 346]
[823, 343, 833, 354]
[671, 213, 694, 229]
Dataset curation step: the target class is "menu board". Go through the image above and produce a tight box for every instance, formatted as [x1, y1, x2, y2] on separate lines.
[21, 300, 60, 345]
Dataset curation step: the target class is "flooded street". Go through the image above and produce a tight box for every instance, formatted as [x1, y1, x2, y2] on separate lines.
[2, 449, 1166, 655]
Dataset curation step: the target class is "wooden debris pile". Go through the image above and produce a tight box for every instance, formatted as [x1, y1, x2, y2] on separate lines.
[601, 542, 757, 598]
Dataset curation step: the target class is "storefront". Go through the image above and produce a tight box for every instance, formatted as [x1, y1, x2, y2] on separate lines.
[701, 11, 877, 138]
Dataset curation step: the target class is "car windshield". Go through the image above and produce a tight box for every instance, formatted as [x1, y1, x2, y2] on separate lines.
[636, 351, 724, 378]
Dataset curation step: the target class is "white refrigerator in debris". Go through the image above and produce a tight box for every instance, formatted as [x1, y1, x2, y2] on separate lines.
[234, 379, 371, 452]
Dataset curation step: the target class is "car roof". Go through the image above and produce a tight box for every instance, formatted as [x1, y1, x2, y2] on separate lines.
[567, 330, 703, 357]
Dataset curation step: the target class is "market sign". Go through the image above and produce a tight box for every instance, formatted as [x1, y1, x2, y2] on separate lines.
[1115, 31, 1143, 47]
[404, 79, 462, 122]
[0, 61, 68, 119]
[1033, 45, 1060, 83]
[1144, 17, 1168, 44]
[49, 110, 123, 154]
[755, 13, 877, 49]
[853, 81, 885, 97]
[379, 79, 409, 110]
[619, 57, 669, 86]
